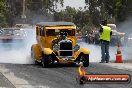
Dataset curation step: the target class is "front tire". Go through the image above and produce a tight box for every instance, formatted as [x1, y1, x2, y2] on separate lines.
[80, 76, 87, 84]
[83, 54, 89, 67]
[78, 53, 89, 67]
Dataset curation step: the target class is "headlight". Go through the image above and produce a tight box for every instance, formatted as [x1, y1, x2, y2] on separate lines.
[53, 44, 59, 51]
[73, 44, 80, 52]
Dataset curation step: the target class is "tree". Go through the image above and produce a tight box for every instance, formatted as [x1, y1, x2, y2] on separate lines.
[0, 0, 64, 25]
[54, 6, 77, 21]
[27, 0, 64, 13]
[114, 0, 132, 22]
[0, 0, 7, 26]
[85, 0, 132, 23]
[54, 6, 92, 30]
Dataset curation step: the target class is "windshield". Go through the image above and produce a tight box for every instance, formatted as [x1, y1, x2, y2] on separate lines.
[46, 29, 75, 36]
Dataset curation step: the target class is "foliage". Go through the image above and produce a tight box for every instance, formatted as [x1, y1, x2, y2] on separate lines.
[86, 0, 132, 23]
[27, 0, 64, 13]
[0, 0, 7, 26]
[54, 6, 96, 33]
[54, 6, 92, 28]
[1, 0, 132, 27]
[0, 0, 64, 27]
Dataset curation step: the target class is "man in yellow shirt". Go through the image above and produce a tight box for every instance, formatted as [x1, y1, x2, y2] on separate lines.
[99, 20, 112, 63]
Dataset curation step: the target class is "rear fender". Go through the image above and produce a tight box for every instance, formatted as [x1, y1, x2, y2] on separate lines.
[31, 44, 41, 60]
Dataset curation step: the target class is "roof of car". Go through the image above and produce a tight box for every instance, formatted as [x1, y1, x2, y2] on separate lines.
[36, 22, 75, 26]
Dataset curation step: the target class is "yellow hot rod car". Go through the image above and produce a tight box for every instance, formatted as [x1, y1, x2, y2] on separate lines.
[31, 22, 90, 67]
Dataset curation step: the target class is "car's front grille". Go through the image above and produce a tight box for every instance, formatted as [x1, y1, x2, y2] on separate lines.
[60, 42, 72, 50]
[60, 51, 72, 56]
[59, 41, 72, 56]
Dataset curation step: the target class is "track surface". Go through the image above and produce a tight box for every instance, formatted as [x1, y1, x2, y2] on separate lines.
[0, 63, 132, 88]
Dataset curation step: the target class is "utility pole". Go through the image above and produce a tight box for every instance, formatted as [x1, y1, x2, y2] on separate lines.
[21, 0, 26, 23]
[22, 0, 26, 19]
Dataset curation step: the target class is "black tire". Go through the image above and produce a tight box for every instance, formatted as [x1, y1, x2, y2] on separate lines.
[79, 54, 89, 67]
[31, 47, 34, 59]
[31, 47, 38, 65]
[83, 54, 89, 67]
[34, 60, 39, 65]
[41, 53, 49, 68]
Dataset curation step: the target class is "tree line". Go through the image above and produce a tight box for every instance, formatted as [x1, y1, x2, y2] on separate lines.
[0, 0, 132, 28]
[0, 0, 64, 27]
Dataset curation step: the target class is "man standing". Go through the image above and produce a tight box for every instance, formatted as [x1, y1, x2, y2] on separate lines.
[99, 20, 112, 63]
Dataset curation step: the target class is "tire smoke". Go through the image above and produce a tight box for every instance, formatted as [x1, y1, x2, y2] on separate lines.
[0, 27, 36, 64]
[78, 42, 131, 62]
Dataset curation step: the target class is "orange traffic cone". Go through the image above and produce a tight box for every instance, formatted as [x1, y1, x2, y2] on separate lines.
[115, 43, 123, 63]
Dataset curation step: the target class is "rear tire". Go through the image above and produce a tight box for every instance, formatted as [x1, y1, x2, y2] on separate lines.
[34, 60, 39, 65]
[31, 46, 38, 65]
[41, 53, 49, 68]
[31, 46, 34, 59]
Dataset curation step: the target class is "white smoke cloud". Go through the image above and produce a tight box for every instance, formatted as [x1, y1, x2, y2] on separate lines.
[78, 42, 131, 62]
[0, 27, 36, 64]
[117, 17, 132, 60]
